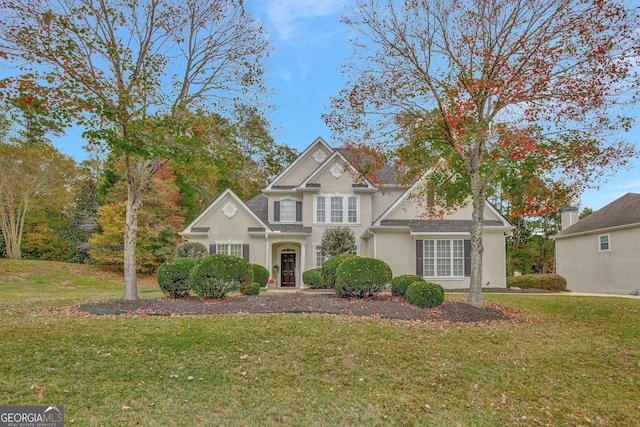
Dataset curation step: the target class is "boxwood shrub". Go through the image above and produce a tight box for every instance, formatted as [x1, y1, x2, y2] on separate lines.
[335, 257, 392, 298]
[190, 254, 253, 298]
[391, 274, 427, 298]
[506, 273, 567, 291]
[175, 242, 208, 259]
[239, 282, 261, 295]
[321, 254, 358, 289]
[252, 264, 269, 288]
[157, 257, 198, 298]
[405, 282, 445, 308]
[303, 268, 324, 289]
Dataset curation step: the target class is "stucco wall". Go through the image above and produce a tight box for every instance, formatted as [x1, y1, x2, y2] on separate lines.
[556, 227, 640, 294]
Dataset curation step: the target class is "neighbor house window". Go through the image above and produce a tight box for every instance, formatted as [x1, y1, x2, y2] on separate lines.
[423, 239, 464, 278]
[279, 199, 296, 223]
[315, 195, 359, 224]
[599, 234, 610, 251]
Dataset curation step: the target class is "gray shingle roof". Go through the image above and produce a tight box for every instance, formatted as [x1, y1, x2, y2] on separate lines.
[379, 219, 505, 232]
[245, 193, 312, 234]
[556, 193, 640, 237]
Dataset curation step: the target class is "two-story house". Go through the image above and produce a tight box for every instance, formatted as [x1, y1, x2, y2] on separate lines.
[180, 137, 512, 288]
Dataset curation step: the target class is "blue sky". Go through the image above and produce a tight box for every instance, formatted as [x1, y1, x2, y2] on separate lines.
[54, 0, 640, 211]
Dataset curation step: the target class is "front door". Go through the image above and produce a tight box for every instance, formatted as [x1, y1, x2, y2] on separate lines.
[281, 253, 296, 287]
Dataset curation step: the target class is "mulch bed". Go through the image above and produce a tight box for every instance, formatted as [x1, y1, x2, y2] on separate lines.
[78, 293, 515, 323]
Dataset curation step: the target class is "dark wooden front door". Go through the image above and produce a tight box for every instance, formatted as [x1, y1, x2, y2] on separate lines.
[281, 253, 296, 287]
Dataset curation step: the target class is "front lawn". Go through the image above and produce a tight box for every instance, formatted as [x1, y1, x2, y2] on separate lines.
[0, 260, 638, 426]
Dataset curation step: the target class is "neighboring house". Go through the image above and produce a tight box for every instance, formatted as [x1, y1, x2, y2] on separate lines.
[554, 193, 640, 294]
[180, 137, 513, 289]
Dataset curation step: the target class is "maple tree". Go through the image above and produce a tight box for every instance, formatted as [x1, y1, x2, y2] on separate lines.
[326, 0, 639, 307]
[0, 0, 271, 299]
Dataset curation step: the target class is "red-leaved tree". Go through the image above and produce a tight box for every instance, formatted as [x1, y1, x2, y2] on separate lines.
[326, 0, 639, 307]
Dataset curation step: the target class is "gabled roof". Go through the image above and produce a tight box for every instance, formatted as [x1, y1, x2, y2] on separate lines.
[299, 150, 377, 190]
[265, 136, 333, 191]
[180, 188, 271, 235]
[555, 193, 640, 238]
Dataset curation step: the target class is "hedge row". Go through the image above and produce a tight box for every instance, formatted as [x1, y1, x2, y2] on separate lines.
[506, 273, 567, 291]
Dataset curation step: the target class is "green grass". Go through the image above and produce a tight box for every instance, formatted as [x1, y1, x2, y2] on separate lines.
[0, 260, 639, 426]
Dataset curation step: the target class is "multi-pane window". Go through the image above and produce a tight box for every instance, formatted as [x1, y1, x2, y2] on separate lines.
[599, 234, 610, 251]
[280, 199, 296, 223]
[316, 197, 326, 223]
[423, 239, 464, 278]
[348, 197, 357, 223]
[216, 243, 243, 258]
[330, 197, 343, 223]
[315, 195, 359, 224]
[315, 245, 327, 268]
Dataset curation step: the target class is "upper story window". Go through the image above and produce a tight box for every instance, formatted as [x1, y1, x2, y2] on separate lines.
[315, 195, 359, 224]
[274, 198, 301, 223]
[279, 199, 296, 223]
[599, 234, 610, 251]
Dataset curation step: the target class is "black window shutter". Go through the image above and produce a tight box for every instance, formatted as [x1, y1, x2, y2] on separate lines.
[209, 244, 216, 254]
[296, 201, 302, 222]
[464, 239, 471, 277]
[416, 240, 424, 276]
[243, 244, 250, 261]
[274, 201, 280, 222]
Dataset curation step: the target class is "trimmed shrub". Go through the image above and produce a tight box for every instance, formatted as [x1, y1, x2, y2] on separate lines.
[405, 282, 445, 308]
[391, 274, 427, 298]
[239, 282, 261, 295]
[252, 264, 269, 288]
[320, 227, 357, 257]
[157, 257, 198, 298]
[506, 273, 567, 291]
[176, 242, 208, 259]
[335, 257, 392, 298]
[190, 254, 253, 298]
[303, 268, 324, 289]
[321, 254, 358, 289]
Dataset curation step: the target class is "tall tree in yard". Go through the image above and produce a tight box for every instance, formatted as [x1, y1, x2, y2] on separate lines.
[0, 0, 271, 299]
[326, 0, 639, 307]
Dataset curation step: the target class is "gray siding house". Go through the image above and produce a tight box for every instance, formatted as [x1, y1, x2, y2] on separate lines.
[554, 193, 640, 294]
[180, 137, 513, 289]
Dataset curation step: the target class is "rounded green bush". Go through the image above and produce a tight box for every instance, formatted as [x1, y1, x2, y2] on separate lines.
[321, 254, 358, 289]
[303, 268, 324, 288]
[391, 274, 427, 298]
[175, 241, 208, 259]
[405, 282, 445, 308]
[335, 257, 392, 298]
[252, 264, 269, 288]
[239, 282, 261, 295]
[190, 254, 253, 298]
[157, 257, 198, 298]
[506, 273, 567, 291]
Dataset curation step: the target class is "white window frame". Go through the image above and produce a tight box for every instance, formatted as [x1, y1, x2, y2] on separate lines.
[598, 234, 610, 252]
[279, 198, 297, 223]
[313, 244, 327, 268]
[314, 194, 360, 224]
[216, 241, 243, 258]
[423, 239, 464, 278]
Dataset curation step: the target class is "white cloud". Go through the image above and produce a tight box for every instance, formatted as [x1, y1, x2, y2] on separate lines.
[266, 0, 345, 41]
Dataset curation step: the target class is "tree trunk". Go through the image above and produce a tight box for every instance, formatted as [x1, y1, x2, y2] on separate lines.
[123, 194, 140, 300]
[467, 174, 486, 308]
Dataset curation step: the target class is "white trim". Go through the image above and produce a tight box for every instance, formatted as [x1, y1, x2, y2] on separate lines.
[313, 194, 361, 225]
[278, 197, 297, 223]
[265, 137, 333, 190]
[421, 238, 465, 279]
[598, 233, 611, 252]
[180, 188, 271, 235]
[299, 150, 377, 190]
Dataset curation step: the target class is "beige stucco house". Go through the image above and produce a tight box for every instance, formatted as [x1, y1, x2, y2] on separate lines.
[180, 137, 512, 289]
[554, 193, 640, 294]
